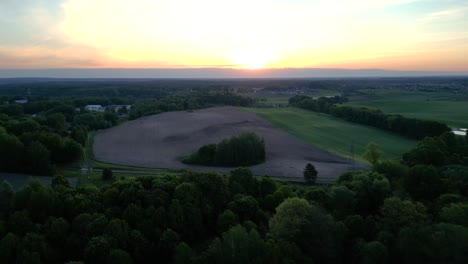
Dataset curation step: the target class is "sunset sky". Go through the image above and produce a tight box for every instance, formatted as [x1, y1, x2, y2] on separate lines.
[1, 0, 467, 71]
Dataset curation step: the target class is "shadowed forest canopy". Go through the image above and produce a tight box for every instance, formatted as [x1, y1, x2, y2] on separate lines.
[183, 132, 266, 166]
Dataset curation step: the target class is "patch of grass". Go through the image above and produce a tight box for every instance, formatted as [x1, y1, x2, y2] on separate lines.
[68, 131, 181, 187]
[347, 89, 468, 128]
[242, 107, 417, 161]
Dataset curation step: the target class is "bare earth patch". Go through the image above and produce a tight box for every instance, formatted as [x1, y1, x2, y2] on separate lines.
[94, 107, 369, 180]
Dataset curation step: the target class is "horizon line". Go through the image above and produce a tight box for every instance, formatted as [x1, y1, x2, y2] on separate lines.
[1, 67, 467, 79]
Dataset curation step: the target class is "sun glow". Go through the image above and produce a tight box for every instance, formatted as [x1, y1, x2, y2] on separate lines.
[229, 50, 279, 69]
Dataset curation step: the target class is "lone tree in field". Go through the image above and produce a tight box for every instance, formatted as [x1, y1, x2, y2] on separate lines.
[303, 163, 318, 185]
[363, 142, 382, 165]
[102, 168, 113, 181]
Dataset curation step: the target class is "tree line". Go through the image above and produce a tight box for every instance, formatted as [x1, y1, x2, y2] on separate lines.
[0, 101, 120, 175]
[289, 95, 450, 140]
[128, 93, 256, 120]
[183, 132, 266, 166]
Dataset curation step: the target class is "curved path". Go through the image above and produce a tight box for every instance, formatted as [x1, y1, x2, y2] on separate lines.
[94, 107, 369, 180]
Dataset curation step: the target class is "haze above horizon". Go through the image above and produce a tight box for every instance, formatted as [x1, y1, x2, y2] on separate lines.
[1, 0, 467, 74]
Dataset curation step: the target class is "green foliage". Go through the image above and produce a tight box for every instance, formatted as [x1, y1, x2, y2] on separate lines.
[338, 171, 391, 215]
[269, 197, 343, 263]
[397, 223, 468, 264]
[229, 167, 256, 194]
[0, 132, 465, 264]
[329, 185, 356, 219]
[303, 163, 318, 184]
[102, 168, 113, 181]
[175, 242, 193, 264]
[107, 249, 134, 264]
[439, 203, 468, 227]
[128, 93, 255, 120]
[184, 132, 265, 166]
[405, 165, 442, 201]
[217, 210, 239, 234]
[290, 95, 450, 140]
[25, 141, 54, 175]
[203, 225, 268, 264]
[84, 236, 111, 264]
[363, 142, 382, 165]
[361, 241, 388, 264]
[379, 197, 428, 233]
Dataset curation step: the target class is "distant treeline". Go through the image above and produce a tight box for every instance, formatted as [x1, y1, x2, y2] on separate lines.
[128, 93, 255, 120]
[0, 80, 231, 98]
[1, 77, 467, 98]
[289, 95, 450, 140]
[183, 132, 266, 166]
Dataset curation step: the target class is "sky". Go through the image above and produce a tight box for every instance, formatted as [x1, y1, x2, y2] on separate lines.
[0, 0, 467, 72]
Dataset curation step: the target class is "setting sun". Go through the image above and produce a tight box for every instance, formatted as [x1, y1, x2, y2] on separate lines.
[229, 50, 279, 69]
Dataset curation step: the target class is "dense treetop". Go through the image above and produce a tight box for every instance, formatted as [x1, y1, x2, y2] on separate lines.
[0, 128, 467, 263]
[183, 132, 266, 167]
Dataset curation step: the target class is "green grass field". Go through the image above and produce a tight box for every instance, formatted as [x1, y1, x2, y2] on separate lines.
[347, 89, 468, 128]
[242, 107, 417, 161]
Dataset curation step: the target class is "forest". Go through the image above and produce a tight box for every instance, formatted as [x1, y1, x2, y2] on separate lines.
[0, 92, 255, 175]
[0, 129, 467, 263]
[183, 132, 266, 166]
[0, 80, 467, 263]
[0, 102, 117, 175]
[289, 95, 450, 139]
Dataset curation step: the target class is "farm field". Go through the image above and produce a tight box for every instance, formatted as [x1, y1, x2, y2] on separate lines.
[346, 89, 468, 128]
[242, 107, 417, 161]
[94, 107, 369, 180]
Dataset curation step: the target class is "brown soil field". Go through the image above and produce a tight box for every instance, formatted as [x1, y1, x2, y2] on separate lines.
[94, 107, 369, 180]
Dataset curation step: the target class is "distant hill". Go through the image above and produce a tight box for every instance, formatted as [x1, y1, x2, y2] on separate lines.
[0, 68, 466, 79]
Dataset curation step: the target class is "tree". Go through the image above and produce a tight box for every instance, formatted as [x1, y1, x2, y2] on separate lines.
[84, 236, 111, 264]
[363, 142, 382, 165]
[175, 242, 193, 264]
[0, 128, 24, 171]
[405, 165, 441, 201]
[228, 194, 259, 221]
[397, 223, 468, 263]
[329, 185, 356, 219]
[0, 233, 19, 263]
[361, 241, 388, 264]
[229, 167, 256, 194]
[51, 174, 70, 189]
[439, 203, 468, 227]
[303, 163, 318, 184]
[107, 249, 133, 264]
[269, 198, 342, 263]
[0, 181, 14, 214]
[217, 210, 239, 233]
[379, 197, 427, 233]
[102, 168, 113, 181]
[204, 225, 268, 264]
[185, 132, 265, 166]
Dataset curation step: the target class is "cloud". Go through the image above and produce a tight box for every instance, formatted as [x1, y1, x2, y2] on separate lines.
[0, 46, 104, 69]
[420, 6, 468, 23]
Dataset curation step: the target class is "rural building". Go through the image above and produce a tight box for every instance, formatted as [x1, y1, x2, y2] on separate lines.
[85, 105, 105, 112]
[452, 128, 467, 136]
[14, 99, 28, 104]
[109, 105, 132, 113]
